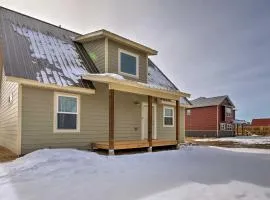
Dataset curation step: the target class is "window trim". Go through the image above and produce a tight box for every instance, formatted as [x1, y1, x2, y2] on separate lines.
[225, 107, 232, 117]
[118, 48, 139, 79]
[186, 109, 191, 116]
[163, 106, 175, 127]
[54, 92, 80, 133]
[227, 123, 233, 131]
[220, 123, 226, 131]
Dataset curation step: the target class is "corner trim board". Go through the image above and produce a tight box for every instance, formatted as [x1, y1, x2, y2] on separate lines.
[17, 84, 22, 155]
[105, 37, 109, 73]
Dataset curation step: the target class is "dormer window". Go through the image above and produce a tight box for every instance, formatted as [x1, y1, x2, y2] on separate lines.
[118, 49, 139, 78]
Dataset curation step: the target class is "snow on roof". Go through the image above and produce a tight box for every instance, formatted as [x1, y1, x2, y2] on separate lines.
[0, 8, 98, 89]
[84, 73, 180, 93]
[147, 59, 179, 92]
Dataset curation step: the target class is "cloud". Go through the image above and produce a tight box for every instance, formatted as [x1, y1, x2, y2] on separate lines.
[1, 0, 270, 120]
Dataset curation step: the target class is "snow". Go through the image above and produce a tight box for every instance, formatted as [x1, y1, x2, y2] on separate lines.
[12, 24, 87, 86]
[89, 73, 125, 80]
[87, 73, 177, 91]
[210, 146, 270, 154]
[195, 136, 270, 144]
[0, 147, 270, 200]
[147, 60, 177, 91]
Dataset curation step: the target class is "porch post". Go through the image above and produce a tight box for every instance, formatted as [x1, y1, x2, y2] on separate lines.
[109, 89, 115, 155]
[176, 100, 180, 148]
[148, 96, 153, 152]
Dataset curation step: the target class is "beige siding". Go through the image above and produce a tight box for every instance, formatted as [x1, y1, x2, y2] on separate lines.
[156, 104, 185, 143]
[21, 84, 146, 154]
[108, 40, 148, 83]
[115, 91, 147, 140]
[83, 38, 105, 73]
[0, 72, 19, 154]
[21, 83, 186, 153]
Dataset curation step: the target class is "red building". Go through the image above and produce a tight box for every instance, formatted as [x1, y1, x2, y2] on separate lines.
[185, 95, 236, 137]
[251, 118, 270, 126]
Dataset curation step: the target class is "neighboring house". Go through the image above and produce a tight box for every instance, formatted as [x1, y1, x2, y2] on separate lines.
[251, 118, 270, 126]
[185, 95, 236, 137]
[0, 7, 190, 155]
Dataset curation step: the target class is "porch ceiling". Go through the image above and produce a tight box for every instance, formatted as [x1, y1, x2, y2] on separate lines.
[82, 73, 190, 100]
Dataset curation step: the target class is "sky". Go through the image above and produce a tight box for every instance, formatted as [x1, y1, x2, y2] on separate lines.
[1, 0, 270, 121]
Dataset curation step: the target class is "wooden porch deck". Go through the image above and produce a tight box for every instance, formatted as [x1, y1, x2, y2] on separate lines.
[92, 140, 178, 150]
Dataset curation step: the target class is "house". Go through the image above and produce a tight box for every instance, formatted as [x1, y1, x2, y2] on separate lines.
[0, 7, 190, 155]
[185, 95, 236, 137]
[251, 118, 270, 126]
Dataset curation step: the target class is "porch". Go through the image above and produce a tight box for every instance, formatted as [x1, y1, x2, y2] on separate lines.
[92, 139, 178, 150]
[83, 74, 190, 155]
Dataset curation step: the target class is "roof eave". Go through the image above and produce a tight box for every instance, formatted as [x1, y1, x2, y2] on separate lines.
[75, 29, 158, 56]
[82, 74, 190, 100]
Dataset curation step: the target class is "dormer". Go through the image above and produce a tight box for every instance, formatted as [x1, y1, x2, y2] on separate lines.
[75, 29, 157, 83]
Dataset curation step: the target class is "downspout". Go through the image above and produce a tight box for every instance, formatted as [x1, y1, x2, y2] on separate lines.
[216, 105, 219, 138]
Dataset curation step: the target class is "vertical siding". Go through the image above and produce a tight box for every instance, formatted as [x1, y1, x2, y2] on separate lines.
[156, 104, 185, 143]
[83, 38, 105, 73]
[108, 40, 148, 83]
[0, 72, 19, 154]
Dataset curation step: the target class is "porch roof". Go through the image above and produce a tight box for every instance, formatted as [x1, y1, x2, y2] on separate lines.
[82, 73, 190, 100]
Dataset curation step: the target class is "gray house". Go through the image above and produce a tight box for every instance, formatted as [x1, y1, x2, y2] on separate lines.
[0, 7, 190, 155]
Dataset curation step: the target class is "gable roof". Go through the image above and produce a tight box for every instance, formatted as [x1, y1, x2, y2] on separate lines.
[0, 7, 186, 95]
[75, 29, 158, 55]
[251, 118, 270, 126]
[0, 7, 98, 89]
[190, 95, 235, 108]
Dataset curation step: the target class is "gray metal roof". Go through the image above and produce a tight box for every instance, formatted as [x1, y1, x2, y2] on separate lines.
[0, 7, 98, 89]
[190, 95, 235, 108]
[147, 59, 179, 91]
[0, 7, 183, 93]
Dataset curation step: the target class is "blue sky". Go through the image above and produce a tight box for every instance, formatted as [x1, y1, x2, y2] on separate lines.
[1, 0, 270, 121]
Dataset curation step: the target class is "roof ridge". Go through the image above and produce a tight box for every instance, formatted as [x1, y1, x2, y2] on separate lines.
[0, 6, 82, 36]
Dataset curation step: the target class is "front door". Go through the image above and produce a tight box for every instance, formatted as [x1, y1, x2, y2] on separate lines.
[141, 103, 157, 140]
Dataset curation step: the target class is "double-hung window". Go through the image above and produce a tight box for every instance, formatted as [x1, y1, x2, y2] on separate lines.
[163, 106, 174, 127]
[54, 93, 80, 132]
[118, 49, 139, 78]
[225, 107, 232, 117]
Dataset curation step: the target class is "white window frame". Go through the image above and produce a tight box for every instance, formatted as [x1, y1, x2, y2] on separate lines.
[163, 106, 174, 127]
[225, 107, 232, 117]
[118, 48, 139, 79]
[227, 123, 233, 131]
[54, 92, 80, 133]
[220, 123, 226, 131]
[186, 109, 191, 116]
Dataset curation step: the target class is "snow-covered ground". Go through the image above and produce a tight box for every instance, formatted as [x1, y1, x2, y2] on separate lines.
[0, 147, 270, 200]
[195, 136, 270, 145]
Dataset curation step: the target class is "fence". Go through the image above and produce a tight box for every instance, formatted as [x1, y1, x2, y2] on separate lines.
[235, 125, 270, 136]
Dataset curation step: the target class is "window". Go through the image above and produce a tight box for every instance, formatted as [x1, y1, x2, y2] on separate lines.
[118, 49, 139, 78]
[186, 109, 191, 116]
[220, 123, 226, 130]
[163, 106, 174, 127]
[54, 93, 80, 132]
[225, 107, 232, 117]
[227, 124, 233, 131]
